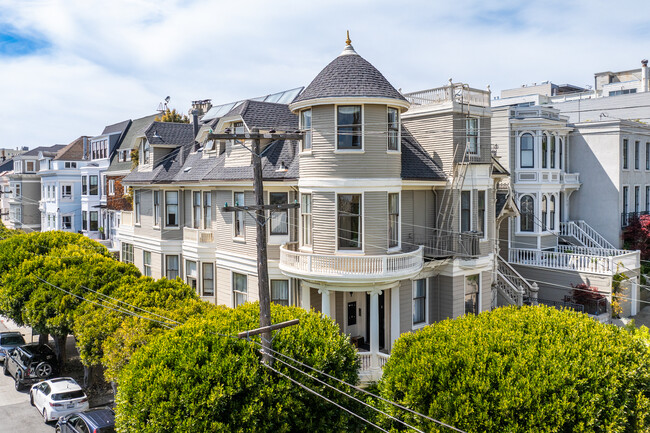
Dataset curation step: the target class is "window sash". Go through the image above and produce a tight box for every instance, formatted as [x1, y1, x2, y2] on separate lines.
[234, 192, 245, 237]
[635, 186, 640, 213]
[271, 280, 289, 306]
[203, 192, 212, 230]
[550, 135, 556, 168]
[166, 255, 179, 280]
[465, 274, 480, 315]
[82, 177, 87, 195]
[477, 190, 486, 236]
[520, 134, 534, 168]
[193, 191, 201, 229]
[122, 243, 134, 264]
[623, 187, 629, 214]
[233, 273, 248, 307]
[337, 194, 361, 249]
[143, 251, 152, 277]
[466, 118, 478, 154]
[61, 216, 72, 230]
[542, 134, 548, 169]
[166, 191, 178, 227]
[270, 192, 288, 235]
[520, 196, 534, 232]
[623, 139, 629, 169]
[388, 108, 399, 151]
[153, 191, 160, 226]
[388, 193, 399, 248]
[460, 191, 471, 232]
[413, 279, 426, 325]
[302, 193, 312, 247]
[337, 106, 362, 149]
[89, 176, 98, 195]
[636, 141, 641, 169]
[134, 190, 141, 224]
[89, 211, 98, 231]
[202, 263, 214, 296]
[82, 211, 87, 231]
[301, 109, 312, 151]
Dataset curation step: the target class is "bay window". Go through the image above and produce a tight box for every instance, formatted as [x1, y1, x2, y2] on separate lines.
[338, 194, 361, 249]
[337, 105, 362, 149]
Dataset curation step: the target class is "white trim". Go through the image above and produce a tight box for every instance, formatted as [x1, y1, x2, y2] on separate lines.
[298, 178, 402, 189]
[289, 96, 410, 113]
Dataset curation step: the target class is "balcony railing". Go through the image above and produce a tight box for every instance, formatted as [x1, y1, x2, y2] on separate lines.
[279, 243, 424, 284]
[415, 228, 480, 258]
[403, 84, 490, 108]
[508, 248, 639, 275]
[621, 211, 649, 228]
[183, 227, 216, 245]
[120, 211, 133, 227]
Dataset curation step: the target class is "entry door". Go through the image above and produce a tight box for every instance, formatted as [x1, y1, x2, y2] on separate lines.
[365, 292, 385, 350]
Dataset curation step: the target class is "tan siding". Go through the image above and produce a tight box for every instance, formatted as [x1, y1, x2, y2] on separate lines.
[481, 270, 493, 312]
[133, 246, 144, 274]
[335, 292, 344, 329]
[216, 266, 232, 307]
[312, 191, 336, 254]
[399, 279, 412, 334]
[364, 191, 387, 254]
[215, 190, 257, 257]
[299, 104, 401, 179]
[151, 251, 163, 280]
[401, 190, 414, 246]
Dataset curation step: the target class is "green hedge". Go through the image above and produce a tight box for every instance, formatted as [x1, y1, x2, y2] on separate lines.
[379, 306, 650, 433]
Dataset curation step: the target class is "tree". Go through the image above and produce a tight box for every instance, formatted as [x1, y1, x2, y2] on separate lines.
[115, 303, 363, 433]
[379, 306, 650, 433]
[622, 214, 650, 259]
[155, 108, 189, 123]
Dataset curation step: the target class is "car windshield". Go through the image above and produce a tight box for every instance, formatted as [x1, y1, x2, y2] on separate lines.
[51, 390, 85, 401]
[0, 335, 24, 345]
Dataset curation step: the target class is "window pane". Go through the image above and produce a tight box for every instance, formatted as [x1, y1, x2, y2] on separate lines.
[166, 191, 178, 226]
[338, 194, 361, 249]
[461, 191, 471, 232]
[166, 255, 179, 279]
[388, 193, 399, 248]
[301, 109, 312, 151]
[413, 279, 426, 324]
[337, 106, 361, 149]
[271, 280, 289, 306]
[270, 192, 288, 235]
[520, 133, 534, 168]
[388, 108, 399, 151]
[202, 263, 214, 296]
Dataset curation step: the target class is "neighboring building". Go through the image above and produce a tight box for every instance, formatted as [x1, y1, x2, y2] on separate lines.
[81, 120, 131, 250]
[6, 145, 65, 231]
[39, 137, 89, 233]
[0, 156, 15, 226]
[118, 38, 513, 381]
[0, 147, 28, 159]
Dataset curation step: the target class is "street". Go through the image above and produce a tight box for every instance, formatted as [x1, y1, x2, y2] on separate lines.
[0, 318, 53, 432]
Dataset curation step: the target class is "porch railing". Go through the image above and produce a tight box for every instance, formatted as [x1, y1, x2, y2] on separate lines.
[415, 228, 480, 258]
[508, 248, 615, 274]
[403, 84, 490, 108]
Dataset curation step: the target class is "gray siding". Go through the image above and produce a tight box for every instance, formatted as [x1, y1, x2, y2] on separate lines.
[215, 190, 257, 257]
[312, 191, 336, 254]
[364, 191, 388, 254]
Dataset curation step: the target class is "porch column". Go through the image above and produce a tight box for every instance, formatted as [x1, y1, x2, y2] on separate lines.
[319, 288, 331, 317]
[390, 285, 400, 350]
[369, 289, 380, 368]
[301, 282, 311, 311]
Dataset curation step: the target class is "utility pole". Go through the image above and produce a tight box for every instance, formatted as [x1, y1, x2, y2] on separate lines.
[209, 128, 302, 363]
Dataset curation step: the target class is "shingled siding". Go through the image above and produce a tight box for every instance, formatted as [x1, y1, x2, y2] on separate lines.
[300, 104, 401, 179]
[312, 191, 336, 255]
[364, 191, 388, 255]
[106, 175, 132, 211]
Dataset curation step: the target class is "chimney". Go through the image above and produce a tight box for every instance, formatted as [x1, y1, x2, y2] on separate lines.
[642, 60, 648, 92]
[192, 109, 200, 138]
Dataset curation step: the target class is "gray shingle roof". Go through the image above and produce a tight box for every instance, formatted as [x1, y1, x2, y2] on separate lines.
[102, 120, 131, 136]
[106, 114, 158, 173]
[293, 46, 407, 103]
[401, 131, 446, 181]
[21, 144, 66, 158]
[0, 157, 14, 172]
[145, 122, 195, 146]
[224, 100, 298, 131]
[54, 136, 88, 161]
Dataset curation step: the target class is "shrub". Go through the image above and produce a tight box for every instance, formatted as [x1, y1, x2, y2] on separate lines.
[379, 306, 650, 433]
[116, 303, 362, 433]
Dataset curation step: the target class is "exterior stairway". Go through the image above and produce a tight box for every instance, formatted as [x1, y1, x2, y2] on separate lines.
[559, 220, 616, 250]
[495, 255, 537, 306]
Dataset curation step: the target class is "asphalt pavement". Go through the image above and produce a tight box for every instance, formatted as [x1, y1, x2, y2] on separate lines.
[0, 318, 54, 432]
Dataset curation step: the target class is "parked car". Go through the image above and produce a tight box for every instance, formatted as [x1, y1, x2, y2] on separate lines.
[55, 408, 115, 433]
[0, 332, 25, 362]
[3, 344, 58, 390]
[30, 377, 89, 423]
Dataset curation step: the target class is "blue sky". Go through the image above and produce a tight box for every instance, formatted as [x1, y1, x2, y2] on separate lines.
[1, 0, 649, 148]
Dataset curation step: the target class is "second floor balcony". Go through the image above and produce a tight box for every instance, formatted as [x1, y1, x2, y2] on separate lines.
[183, 227, 216, 245]
[279, 243, 424, 284]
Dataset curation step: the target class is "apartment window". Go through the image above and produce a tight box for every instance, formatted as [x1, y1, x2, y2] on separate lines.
[121, 243, 134, 264]
[61, 215, 72, 230]
[12, 183, 20, 198]
[141, 139, 151, 165]
[233, 272, 248, 307]
[388, 193, 399, 248]
[388, 107, 400, 151]
[337, 105, 362, 149]
[623, 186, 629, 215]
[89, 211, 98, 231]
[143, 251, 152, 277]
[541, 195, 548, 231]
[193, 191, 201, 229]
[25, 161, 35, 172]
[165, 191, 179, 227]
[477, 190, 486, 237]
[64, 162, 77, 169]
[465, 274, 480, 315]
[542, 133, 548, 169]
[108, 179, 115, 196]
[271, 280, 289, 306]
[82, 211, 88, 231]
[203, 192, 212, 229]
[82, 176, 87, 195]
[460, 190, 471, 232]
[134, 190, 141, 224]
[635, 186, 640, 213]
[234, 192, 245, 238]
[413, 279, 427, 326]
[520, 195, 534, 232]
[301, 193, 312, 247]
[520, 133, 534, 168]
[636, 141, 641, 170]
[185, 260, 197, 291]
[338, 194, 361, 249]
[301, 109, 312, 151]
[647, 186, 650, 212]
[623, 139, 629, 169]
[559, 138, 564, 170]
[550, 196, 556, 231]
[153, 191, 161, 226]
[166, 255, 179, 280]
[610, 89, 637, 96]
[270, 192, 288, 235]
[466, 117, 478, 154]
[550, 135, 556, 169]
[89, 175, 98, 195]
[202, 263, 214, 296]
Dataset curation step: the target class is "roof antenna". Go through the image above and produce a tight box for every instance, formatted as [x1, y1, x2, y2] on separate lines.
[346, 30, 351, 46]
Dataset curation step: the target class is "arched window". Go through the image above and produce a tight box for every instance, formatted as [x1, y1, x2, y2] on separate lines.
[541, 195, 547, 231]
[550, 135, 556, 169]
[520, 133, 534, 168]
[550, 195, 556, 231]
[542, 133, 548, 169]
[520, 195, 535, 232]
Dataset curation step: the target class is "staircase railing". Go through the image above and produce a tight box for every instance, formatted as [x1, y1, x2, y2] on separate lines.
[576, 220, 616, 249]
[560, 220, 615, 250]
[496, 255, 535, 305]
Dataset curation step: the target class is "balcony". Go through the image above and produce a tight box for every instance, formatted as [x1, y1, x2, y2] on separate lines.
[415, 228, 480, 258]
[183, 227, 216, 245]
[279, 243, 424, 284]
[120, 211, 133, 227]
[403, 83, 490, 108]
[508, 247, 639, 275]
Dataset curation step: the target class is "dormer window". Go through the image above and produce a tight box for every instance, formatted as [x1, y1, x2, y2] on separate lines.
[25, 160, 35, 172]
[387, 107, 399, 151]
[64, 162, 77, 169]
[337, 106, 362, 150]
[234, 122, 244, 134]
[300, 109, 312, 151]
[140, 138, 151, 165]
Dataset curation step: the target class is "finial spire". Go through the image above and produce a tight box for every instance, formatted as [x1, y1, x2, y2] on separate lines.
[346, 30, 351, 46]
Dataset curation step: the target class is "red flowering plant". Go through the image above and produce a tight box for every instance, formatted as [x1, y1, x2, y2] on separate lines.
[622, 214, 650, 260]
[570, 283, 607, 315]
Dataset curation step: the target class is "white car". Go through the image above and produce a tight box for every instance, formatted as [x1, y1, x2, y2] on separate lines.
[29, 377, 89, 423]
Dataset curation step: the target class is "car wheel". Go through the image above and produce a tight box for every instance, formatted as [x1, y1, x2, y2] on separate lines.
[42, 408, 48, 423]
[29, 391, 34, 406]
[14, 373, 22, 391]
[35, 362, 53, 378]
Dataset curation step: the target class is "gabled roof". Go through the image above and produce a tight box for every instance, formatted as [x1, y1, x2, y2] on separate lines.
[102, 120, 131, 136]
[106, 114, 158, 173]
[0, 157, 14, 172]
[145, 122, 195, 146]
[54, 136, 88, 161]
[222, 100, 298, 131]
[293, 44, 407, 104]
[19, 144, 66, 158]
[491, 156, 510, 177]
[400, 132, 446, 181]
